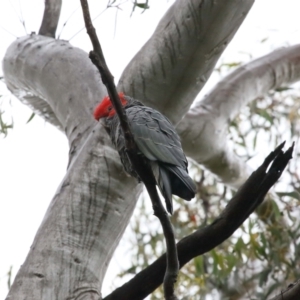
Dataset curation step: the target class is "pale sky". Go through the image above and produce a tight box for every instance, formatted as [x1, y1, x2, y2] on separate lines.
[0, 0, 300, 299]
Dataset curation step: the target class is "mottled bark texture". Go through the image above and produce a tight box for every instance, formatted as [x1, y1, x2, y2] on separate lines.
[3, 0, 300, 299]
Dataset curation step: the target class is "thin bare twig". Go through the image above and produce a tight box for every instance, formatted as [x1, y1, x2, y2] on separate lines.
[57, 5, 80, 39]
[6, 0, 27, 34]
[104, 142, 294, 300]
[79, 0, 179, 298]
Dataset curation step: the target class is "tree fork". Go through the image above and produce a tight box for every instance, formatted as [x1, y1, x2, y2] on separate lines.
[80, 0, 179, 298]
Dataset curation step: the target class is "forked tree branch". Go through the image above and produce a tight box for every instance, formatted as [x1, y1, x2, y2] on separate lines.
[178, 44, 300, 188]
[104, 142, 294, 300]
[80, 0, 179, 298]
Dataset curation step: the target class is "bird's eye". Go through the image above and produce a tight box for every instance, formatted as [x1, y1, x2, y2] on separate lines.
[108, 106, 112, 111]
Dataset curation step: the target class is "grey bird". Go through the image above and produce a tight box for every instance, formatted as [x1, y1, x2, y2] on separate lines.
[93, 93, 196, 214]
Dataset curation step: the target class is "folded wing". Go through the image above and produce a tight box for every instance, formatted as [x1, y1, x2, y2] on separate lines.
[127, 106, 196, 214]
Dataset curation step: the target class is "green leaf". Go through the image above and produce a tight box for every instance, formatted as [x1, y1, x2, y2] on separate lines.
[271, 200, 282, 219]
[7, 266, 13, 290]
[253, 131, 258, 150]
[234, 237, 245, 257]
[131, 1, 150, 16]
[0, 109, 13, 137]
[257, 109, 274, 124]
[260, 37, 269, 43]
[225, 254, 236, 273]
[221, 62, 242, 68]
[275, 86, 292, 92]
[194, 256, 204, 275]
[135, 3, 150, 9]
[277, 191, 300, 201]
[26, 112, 35, 124]
[259, 233, 267, 248]
[259, 268, 271, 287]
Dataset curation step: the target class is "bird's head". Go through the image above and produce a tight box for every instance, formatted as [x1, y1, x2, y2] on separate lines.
[93, 92, 128, 120]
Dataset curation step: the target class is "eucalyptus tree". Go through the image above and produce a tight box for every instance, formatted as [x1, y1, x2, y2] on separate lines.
[3, 0, 300, 299]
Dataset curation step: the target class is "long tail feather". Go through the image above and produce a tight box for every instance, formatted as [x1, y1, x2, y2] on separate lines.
[151, 162, 173, 214]
[163, 164, 196, 200]
[158, 167, 173, 214]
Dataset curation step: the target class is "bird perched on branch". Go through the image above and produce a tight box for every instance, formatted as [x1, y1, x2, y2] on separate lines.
[94, 93, 196, 214]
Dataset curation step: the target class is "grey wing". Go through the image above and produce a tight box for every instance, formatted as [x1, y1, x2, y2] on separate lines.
[126, 106, 188, 170]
